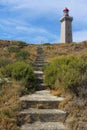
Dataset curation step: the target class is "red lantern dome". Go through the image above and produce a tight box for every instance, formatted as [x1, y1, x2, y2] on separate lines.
[63, 7, 69, 16]
[63, 8, 69, 12]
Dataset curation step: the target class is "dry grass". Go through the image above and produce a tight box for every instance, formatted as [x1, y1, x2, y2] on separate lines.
[0, 40, 87, 129]
[59, 94, 87, 129]
[0, 81, 21, 130]
[0, 40, 37, 64]
[0, 40, 38, 129]
[42, 42, 87, 62]
[24, 44, 38, 63]
[59, 95, 73, 109]
[50, 90, 62, 97]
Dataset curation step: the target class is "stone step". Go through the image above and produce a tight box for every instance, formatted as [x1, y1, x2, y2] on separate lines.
[21, 122, 66, 130]
[34, 67, 43, 71]
[34, 69, 45, 89]
[20, 87, 64, 109]
[36, 56, 44, 61]
[35, 77, 44, 82]
[34, 71, 44, 77]
[36, 77, 43, 80]
[35, 59, 44, 62]
[34, 61, 48, 64]
[20, 90, 64, 102]
[20, 90, 64, 109]
[35, 72, 43, 78]
[36, 78, 43, 84]
[36, 76, 43, 80]
[34, 63, 44, 67]
[34, 75, 44, 79]
[36, 83, 47, 91]
[34, 71, 44, 74]
[37, 50, 43, 52]
[34, 61, 44, 64]
[34, 64, 48, 68]
[18, 108, 66, 123]
[36, 55, 44, 57]
[20, 100, 63, 109]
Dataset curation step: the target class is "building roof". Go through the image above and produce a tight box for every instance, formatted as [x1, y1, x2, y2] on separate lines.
[63, 7, 69, 12]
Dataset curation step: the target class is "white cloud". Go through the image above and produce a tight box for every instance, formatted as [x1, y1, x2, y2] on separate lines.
[1, 0, 87, 24]
[0, 17, 58, 43]
[1, 0, 87, 22]
[16, 26, 48, 34]
[15, 25, 58, 43]
[1, 1, 87, 14]
[1, 0, 87, 43]
[73, 30, 87, 42]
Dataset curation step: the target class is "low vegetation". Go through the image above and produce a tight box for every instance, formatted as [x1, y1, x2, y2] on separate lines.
[44, 55, 87, 97]
[0, 61, 36, 129]
[42, 41, 87, 62]
[0, 40, 87, 129]
[0, 40, 37, 64]
[0, 40, 38, 129]
[0, 61, 36, 93]
[0, 81, 21, 130]
[43, 43, 87, 130]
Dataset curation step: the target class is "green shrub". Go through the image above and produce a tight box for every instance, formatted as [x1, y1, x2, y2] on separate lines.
[44, 56, 87, 96]
[15, 51, 29, 60]
[0, 64, 13, 77]
[0, 61, 36, 93]
[0, 59, 11, 67]
[11, 40, 26, 46]
[11, 62, 35, 90]
[8, 46, 20, 53]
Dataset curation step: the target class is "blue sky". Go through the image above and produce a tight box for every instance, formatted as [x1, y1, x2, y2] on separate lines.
[0, 0, 87, 43]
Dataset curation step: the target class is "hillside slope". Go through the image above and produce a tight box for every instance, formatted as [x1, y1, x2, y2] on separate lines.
[42, 42, 87, 62]
[42, 42, 87, 130]
[0, 40, 87, 130]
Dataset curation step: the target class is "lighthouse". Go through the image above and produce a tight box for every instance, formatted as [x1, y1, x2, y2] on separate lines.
[60, 8, 73, 43]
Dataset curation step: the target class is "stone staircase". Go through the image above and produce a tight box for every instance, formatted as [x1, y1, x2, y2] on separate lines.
[19, 47, 67, 130]
[33, 47, 47, 90]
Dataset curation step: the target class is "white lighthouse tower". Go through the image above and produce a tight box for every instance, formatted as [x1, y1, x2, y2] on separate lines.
[60, 8, 73, 43]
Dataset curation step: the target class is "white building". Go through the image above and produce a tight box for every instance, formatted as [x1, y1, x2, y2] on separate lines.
[60, 8, 73, 43]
